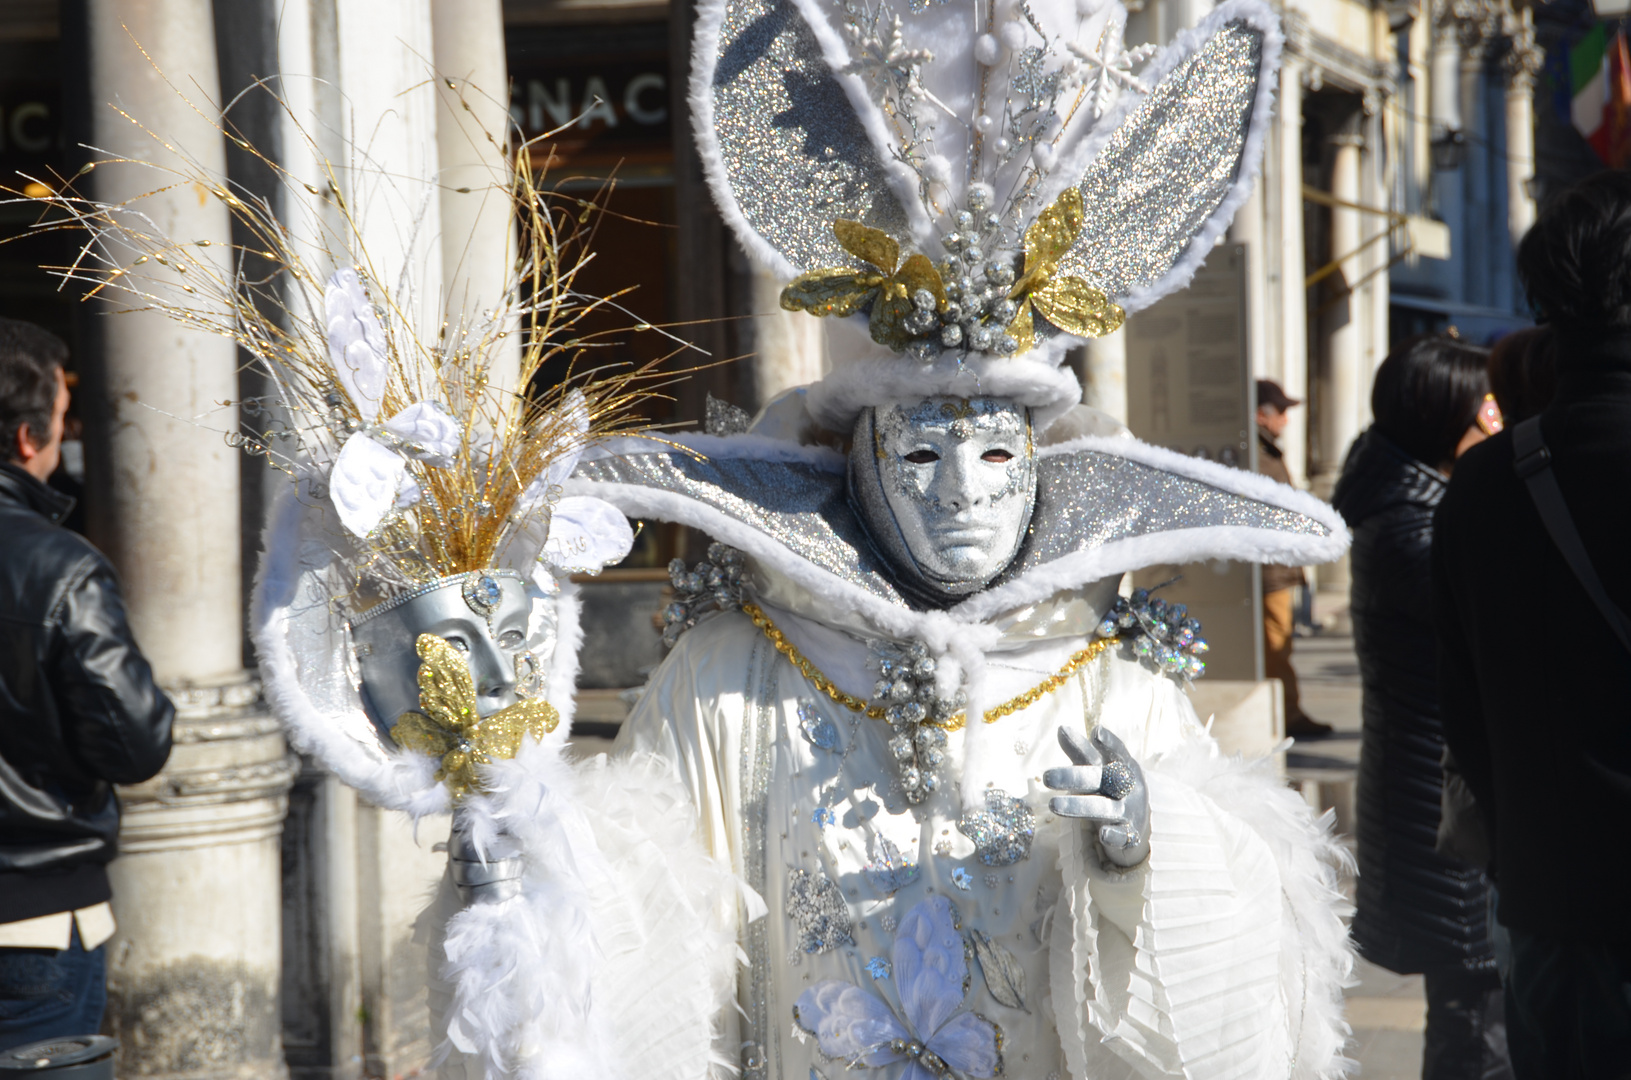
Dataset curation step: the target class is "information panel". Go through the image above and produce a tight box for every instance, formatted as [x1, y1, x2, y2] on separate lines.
[1124, 242, 1263, 682]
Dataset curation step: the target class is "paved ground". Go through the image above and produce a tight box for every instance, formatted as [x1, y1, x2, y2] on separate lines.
[1291, 597, 1427, 1078]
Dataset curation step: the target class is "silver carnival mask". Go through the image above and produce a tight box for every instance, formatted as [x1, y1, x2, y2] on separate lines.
[349, 570, 553, 735]
[850, 397, 1037, 606]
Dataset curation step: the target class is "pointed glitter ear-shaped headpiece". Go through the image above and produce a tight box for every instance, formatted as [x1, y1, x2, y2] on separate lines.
[691, 0, 1281, 428]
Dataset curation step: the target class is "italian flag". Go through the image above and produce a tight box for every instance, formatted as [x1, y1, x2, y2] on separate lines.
[1571, 24, 1631, 168]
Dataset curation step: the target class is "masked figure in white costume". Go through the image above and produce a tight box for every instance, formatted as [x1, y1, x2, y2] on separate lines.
[564, 0, 1359, 1076]
[36, 133, 741, 1080]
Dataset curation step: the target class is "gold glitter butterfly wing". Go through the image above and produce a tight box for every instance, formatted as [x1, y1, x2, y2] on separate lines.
[781, 268, 882, 318]
[833, 218, 900, 272]
[1009, 189, 1126, 342]
[389, 711, 454, 760]
[1030, 279, 1126, 340]
[1023, 188, 1085, 269]
[465, 698, 560, 761]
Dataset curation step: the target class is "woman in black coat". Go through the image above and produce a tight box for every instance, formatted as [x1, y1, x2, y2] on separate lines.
[1332, 333, 1510, 1080]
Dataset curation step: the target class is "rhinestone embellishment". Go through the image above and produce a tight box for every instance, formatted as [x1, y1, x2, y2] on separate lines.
[461, 572, 502, 617]
[787, 868, 853, 954]
[957, 789, 1036, 867]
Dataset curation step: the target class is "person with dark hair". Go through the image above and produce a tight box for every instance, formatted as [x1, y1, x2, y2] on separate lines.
[1486, 326, 1556, 427]
[1333, 333, 1510, 1080]
[1254, 378, 1328, 736]
[0, 317, 174, 1049]
[1434, 168, 1631, 1077]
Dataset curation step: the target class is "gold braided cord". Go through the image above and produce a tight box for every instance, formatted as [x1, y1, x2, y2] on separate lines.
[741, 603, 1119, 732]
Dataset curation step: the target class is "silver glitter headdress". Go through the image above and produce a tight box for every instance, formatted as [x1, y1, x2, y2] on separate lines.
[691, 0, 1281, 429]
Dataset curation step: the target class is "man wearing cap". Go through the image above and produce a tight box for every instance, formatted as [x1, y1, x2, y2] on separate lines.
[1257, 379, 1330, 737]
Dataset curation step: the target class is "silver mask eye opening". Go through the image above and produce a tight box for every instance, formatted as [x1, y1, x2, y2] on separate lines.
[849, 397, 1037, 606]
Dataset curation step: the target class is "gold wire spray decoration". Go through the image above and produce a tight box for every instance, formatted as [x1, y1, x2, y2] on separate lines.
[4, 65, 687, 591]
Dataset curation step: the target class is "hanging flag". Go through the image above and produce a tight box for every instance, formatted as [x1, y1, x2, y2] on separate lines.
[1572, 24, 1631, 168]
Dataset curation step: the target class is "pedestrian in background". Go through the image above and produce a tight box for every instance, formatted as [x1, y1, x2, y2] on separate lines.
[1333, 334, 1510, 1080]
[1434, 169, 1631, 1077]
[1255, 379, 1328, 736]
[1487, 325, 1555, 427]
[0, 319, 174, 1050]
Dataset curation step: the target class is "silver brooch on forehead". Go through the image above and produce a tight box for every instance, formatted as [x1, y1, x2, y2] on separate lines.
[462, 572, 503, 617]
[957, 789, 1036, 867]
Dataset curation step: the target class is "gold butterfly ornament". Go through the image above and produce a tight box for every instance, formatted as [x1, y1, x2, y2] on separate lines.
[388, 633, 559, 799]
[779, 189, 1124, 357]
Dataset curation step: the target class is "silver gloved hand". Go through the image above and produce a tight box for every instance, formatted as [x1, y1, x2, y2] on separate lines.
[1043, 724, 1152, 870]
[447, 821, 525, 905]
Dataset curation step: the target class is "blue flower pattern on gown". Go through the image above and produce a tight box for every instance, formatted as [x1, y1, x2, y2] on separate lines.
[794, 895, 1001, 1079]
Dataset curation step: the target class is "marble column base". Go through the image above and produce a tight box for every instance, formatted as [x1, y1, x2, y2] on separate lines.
[108, 674, 298, 1080]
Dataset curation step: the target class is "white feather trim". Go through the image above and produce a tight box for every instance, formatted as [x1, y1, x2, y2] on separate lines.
[252, 484, 451, 816]
[1050, 740, 1355, 1080]
[425, 741, 737, 1080]
[801, 329, 1085, 433]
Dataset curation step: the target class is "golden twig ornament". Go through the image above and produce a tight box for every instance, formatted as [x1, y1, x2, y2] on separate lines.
[389, 634, 558, 799]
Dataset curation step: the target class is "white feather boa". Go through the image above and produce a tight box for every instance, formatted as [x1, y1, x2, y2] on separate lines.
[1150, 743, 1357, 1079]
[431, 746, 740, 1080]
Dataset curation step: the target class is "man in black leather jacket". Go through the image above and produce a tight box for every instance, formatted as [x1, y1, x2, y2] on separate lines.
[0, 319, 174, 1049]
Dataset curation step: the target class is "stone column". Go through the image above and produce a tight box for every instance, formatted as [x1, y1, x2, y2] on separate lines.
[1081, 334, 1128, 424]
[334, 0, 443, 334]
[1318, 127, 1364, 497]
[431, 0, 521, 391]
[1504, 16, 1542, 245]
[107, 685, 298, 1080]
[750, 269, 827, 407]
[1275, 57, 1309, 489]
[78, 4, 295, 1080]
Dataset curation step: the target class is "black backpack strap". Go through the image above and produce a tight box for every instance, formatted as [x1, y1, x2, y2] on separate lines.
[1512, 416, 1631, 654]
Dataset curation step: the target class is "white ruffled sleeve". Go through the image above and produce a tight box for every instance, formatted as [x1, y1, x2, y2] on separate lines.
[1050, 672, 1355, 1080]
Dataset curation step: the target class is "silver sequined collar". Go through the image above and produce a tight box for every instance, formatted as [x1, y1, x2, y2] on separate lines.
[567, 433, 1347, 633]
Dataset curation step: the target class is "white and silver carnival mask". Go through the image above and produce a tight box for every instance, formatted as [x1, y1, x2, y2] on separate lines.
[349, 570, 555, 734]
[849, 397, 1036, 607]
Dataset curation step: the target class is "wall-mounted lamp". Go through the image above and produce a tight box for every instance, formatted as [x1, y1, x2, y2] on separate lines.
[1431, 129, 1467, 171]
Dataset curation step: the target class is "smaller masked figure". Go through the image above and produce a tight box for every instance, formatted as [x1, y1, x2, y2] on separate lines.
[56, 104, 745, 1078]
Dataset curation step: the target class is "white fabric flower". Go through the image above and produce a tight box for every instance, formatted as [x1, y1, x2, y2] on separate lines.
[382, 401, 461, 467]
[330, 431, 407, 536]
[541, 496, 633, 575]
[324, 268, 388, 423]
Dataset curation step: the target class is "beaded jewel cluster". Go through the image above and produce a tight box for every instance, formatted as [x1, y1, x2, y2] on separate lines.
[869, 640, 964, 804]
[1095, 587, 1209, 681]
[661, 543, 749, 647]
